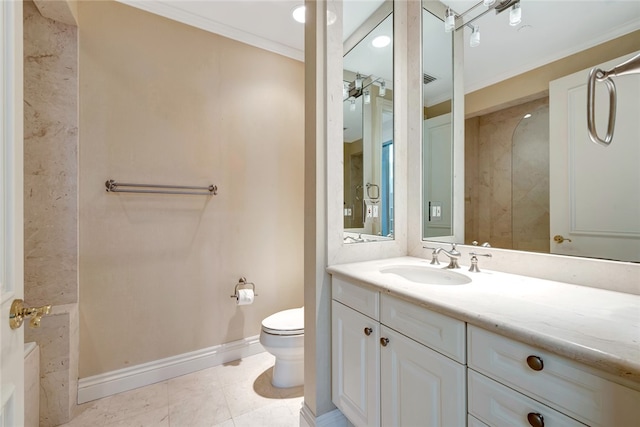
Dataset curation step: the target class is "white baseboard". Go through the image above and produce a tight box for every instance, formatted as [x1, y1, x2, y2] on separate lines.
[77, 335, 264, 404]
[300, 403, 350, 427]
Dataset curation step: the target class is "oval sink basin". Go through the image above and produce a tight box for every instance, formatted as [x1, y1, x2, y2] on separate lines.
[380, 265, 472, 285]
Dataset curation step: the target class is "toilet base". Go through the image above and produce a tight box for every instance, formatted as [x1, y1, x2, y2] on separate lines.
[272, 357, 304, 388]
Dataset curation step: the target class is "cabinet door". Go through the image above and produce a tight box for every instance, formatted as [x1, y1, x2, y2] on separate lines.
[332, 300, 380, 427]
[380, 326, 466, 427]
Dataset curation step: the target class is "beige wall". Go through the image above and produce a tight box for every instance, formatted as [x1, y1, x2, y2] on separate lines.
[78, 1, 304, 378]
[465, 30, 640, 117]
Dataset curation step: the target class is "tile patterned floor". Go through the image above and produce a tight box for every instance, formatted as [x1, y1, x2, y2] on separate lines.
[61, 352, 303, 427]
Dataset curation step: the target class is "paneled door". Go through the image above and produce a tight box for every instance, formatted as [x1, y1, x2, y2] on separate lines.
[549, 52, 640, 261]
[1, 1, 25, 425]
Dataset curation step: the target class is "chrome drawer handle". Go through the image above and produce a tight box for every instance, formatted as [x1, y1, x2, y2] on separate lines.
[380, 337, 389, 347]
[526, 355, 544, 371]
[527, 412, 544, 427]
[364, 327, 373, 336]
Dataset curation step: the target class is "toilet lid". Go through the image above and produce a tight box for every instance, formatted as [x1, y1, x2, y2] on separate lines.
[262, 307, 304, 336]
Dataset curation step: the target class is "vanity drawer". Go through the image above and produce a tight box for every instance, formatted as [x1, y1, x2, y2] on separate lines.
[332, 276, 379, 320]
[468, 326, 640, 426]
[468, 369, 584, 427]
[381, 294, 465, 363]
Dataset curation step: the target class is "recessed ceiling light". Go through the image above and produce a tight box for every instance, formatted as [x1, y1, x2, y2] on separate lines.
[292, 5, 336, 25]
[292, 5, 305, 23]
[372, 35, 391, 48]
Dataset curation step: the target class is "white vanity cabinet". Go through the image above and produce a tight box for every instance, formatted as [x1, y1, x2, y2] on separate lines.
[468, 325, 640, 427]
[332, 276, 466, 427]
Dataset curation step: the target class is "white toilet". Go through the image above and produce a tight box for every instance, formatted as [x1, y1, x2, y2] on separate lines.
[260, 306, 304, 388]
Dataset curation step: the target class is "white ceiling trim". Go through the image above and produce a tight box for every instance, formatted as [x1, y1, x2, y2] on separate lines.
[116, 0, 304, 62]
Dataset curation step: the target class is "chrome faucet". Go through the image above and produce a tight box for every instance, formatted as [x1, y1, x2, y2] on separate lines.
[344, 234, 364, 243]
[435, 244, 461, 269]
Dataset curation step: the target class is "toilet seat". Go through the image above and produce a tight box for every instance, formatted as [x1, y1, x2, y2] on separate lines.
[261, 307, 304, 336]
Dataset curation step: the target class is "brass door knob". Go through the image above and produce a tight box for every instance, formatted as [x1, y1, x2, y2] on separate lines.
[553, 235, 572, 243]
[380, 337, 390, 347]
[9, 299, 51, 329]
[364, 327, 373, 336]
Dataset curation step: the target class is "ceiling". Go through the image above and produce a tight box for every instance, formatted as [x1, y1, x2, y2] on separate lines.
[119, 0, 640, 95]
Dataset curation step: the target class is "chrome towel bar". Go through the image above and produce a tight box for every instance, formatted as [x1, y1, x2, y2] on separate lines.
[105, 179, 218, 196]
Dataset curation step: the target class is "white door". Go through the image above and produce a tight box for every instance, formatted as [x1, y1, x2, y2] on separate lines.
[380, 326, 466, 427]
[331, 301, 380, 427]
[549, 52, 640, 261]
[423, 113, 461, 241]
[1, 1, 25, 425]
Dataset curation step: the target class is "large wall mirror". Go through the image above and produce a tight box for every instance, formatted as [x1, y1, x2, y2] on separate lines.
[422, 3, 454, 240]
[421, 0, 640, 262]
[343, 0, 394, 243]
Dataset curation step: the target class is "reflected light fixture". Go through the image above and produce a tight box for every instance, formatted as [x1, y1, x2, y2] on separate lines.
[372, 35, 391, 48]
[343, 82, 348, 99]
[350, 98, 356, 112]
[363, 89, 371, 105]
[355, 73, 363, 90]
[444, 8, 455, 32]
[470, 26, 480, 47]
[379, 80, 386, 97]
[510, 2, 522, 26]
[483, 0, 496, 6]
[523, 113, 532, 119]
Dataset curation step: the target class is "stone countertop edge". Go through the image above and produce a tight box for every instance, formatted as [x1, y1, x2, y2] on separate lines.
[327, 256, 640, 386]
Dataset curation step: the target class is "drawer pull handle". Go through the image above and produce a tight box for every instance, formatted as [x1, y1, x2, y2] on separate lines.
[526, 355, 544, 371]
[380, 337, 390, 347]
[527, 412, 544, 427]
[364, 327, 373, 336]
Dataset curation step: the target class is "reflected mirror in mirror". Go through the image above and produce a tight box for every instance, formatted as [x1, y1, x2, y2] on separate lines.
[422, 4, 453, 239]
[422, 0, 640, 262]
[343, 5, 394, 243]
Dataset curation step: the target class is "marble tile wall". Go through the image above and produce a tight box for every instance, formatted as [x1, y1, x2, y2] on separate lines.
[23, 1, 79, 425]
[465, 97, 550, 252]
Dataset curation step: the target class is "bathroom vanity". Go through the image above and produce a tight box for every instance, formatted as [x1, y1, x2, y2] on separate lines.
[328, 257, 640, 427]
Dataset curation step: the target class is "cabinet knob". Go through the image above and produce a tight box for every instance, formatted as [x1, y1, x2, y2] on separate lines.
[527, 412, 544, 427]
[364, 327, 373, 336]
[380, 337, 389, 347]
[526, 355, 544, 371]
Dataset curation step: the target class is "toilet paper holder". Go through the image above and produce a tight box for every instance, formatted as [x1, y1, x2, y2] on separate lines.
[230, 277, 258, 299]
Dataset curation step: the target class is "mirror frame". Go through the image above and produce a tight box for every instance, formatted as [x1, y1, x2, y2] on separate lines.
[408, 1, 464, 252]
[329, 0, 407, 264]
[419, 4, 463, 244]
[343, 7, 395, 238]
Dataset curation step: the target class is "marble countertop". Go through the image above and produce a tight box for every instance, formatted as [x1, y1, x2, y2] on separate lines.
[327, 256, 640, 385]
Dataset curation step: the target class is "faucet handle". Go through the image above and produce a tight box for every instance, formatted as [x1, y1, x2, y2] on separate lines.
[469, 252, 492, 273]
[422, 246, 441, 265]
[469, 252, 492, 258]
